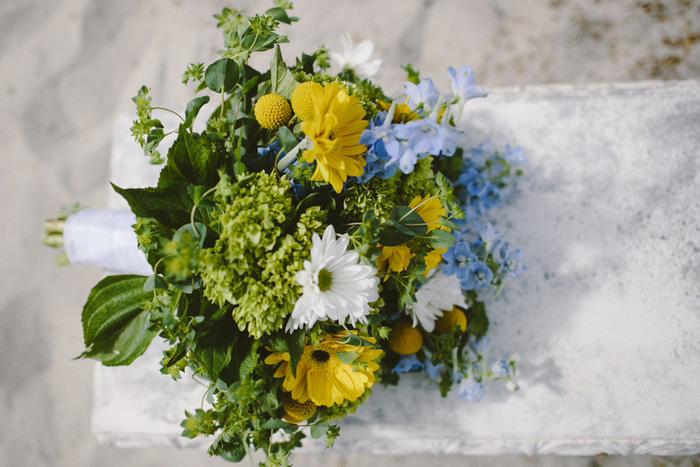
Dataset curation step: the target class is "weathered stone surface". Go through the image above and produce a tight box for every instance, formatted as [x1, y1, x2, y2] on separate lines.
[94, 81, 700, 455]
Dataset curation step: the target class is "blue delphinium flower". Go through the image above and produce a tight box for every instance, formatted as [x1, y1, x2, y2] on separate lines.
[476, 222, 503, 254]
[423, 361, 443, 380]
[459, 168, 488, 197]
[447, 65, 487, 103]
[481, 184, 502, 210]
[403, 77, 440, 112]
[491, 359, 510, 377]
[393, 354, 423, 375]
[503, 143, 526, 164]
[443, 241, 477, 280]
[499, 245, 526, 278]
[460, 260, 494, 290]
[456, 376, 485, 402]
[358, 110, 399, 182]
[387, 118, 459, 174]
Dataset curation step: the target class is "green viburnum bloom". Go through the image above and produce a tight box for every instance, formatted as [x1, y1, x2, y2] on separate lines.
[396, 155, 437, 203]
[200, 172, 326, 338]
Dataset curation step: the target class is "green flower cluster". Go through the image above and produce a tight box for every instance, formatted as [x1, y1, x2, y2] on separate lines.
[343, 156, 439, 224]
[200, 172, 325, 338]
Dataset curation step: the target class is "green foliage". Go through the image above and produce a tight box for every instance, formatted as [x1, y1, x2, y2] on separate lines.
[205, 58, 239, 93]
[79, 275, 157, 366]
[183, 96, 210, 128]
[182, 62, 205, 85]
[199, 173, 326, 338]
[130, 85, 165, 164]
[465, 299, 489, 339]
[182, 408, 219, 438]
[267, 46, 299, 99]
[402, 63, 421, 84]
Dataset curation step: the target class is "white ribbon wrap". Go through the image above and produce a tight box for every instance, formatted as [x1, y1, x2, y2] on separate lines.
[63, 208, 152, 275]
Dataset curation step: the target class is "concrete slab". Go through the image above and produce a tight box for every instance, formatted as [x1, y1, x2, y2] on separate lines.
[93, 81, 700, 456]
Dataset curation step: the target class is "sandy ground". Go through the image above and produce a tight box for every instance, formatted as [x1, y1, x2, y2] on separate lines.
[2, 0, 699, 465]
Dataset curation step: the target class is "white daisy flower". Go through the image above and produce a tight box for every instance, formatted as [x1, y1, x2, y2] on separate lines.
[286, 225, 379, 332]
[331, 33, 382, 79]
[408, 269, 467, 332]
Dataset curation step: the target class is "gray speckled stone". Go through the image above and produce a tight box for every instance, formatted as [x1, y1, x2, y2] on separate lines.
[95, 81, 700, 455]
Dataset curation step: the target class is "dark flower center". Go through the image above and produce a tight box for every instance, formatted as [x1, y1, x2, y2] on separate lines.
[312, 350, 330, 363]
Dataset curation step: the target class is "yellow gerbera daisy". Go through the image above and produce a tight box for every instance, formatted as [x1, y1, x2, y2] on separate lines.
[377, 244, 414, 278]
[264, 331, 382, 407]
[301, 82, 368, 193]
[408, 195, 449, 232]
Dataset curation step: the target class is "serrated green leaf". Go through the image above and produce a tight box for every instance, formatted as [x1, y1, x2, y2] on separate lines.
[80, 311, 157, 366]
[238, 340, 260, 379]
[82, 275, 152, 346]
[79, 275, 156, 366]
[193, 318, 237, 381]
[270, 45, 298, 99]
[183, 96, 210, 128]
[205, 58, 239, 93]
[112, 183, 215, 231]
[172, 127, 219, 186]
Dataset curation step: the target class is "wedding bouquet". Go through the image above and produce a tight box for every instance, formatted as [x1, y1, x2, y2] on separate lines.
[48, 2, 526, 464]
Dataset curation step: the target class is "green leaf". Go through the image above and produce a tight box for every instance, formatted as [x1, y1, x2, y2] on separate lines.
[172, 127, 219, 186]
[425, 228, 456, 249]
[261, 419, 294, 430]
[183, 96, 210, 128]
[465, 300, 490, 339]
[378, 224, 413, 247]
[439, 216, 459, 230]
[278, 126, 298, 153]
[264, 7, 298, 24]
[270, 45, 298, 99]
[335, 351, 359, 364]
[143, 274, 167, 291]
[112, 183, 215, 231]
[193, 318, 237, 381]
[204, 58, 239, 93]
[325, 425, 340, 449]
[238, 340, 260, 379]
[173, 222, 207, 248]
[390, 206, 427, 236]
[79, 275, 156, 366]
[288, 329, 306, 378]
[310, 421, 329, 439]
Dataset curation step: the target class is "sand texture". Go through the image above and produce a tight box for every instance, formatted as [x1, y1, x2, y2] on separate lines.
[3, 0, 700, 465]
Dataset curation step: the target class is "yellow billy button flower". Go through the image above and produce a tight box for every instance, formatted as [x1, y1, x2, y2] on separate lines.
[264, 331, 382, 407]
[388, 319, 423, 355]
[291, 82, 322, 121]
[282, 396, 317, 424]
[300, 82, 368, 193]
[434, 306, 467, 333]
[254, 93, 292, 130]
